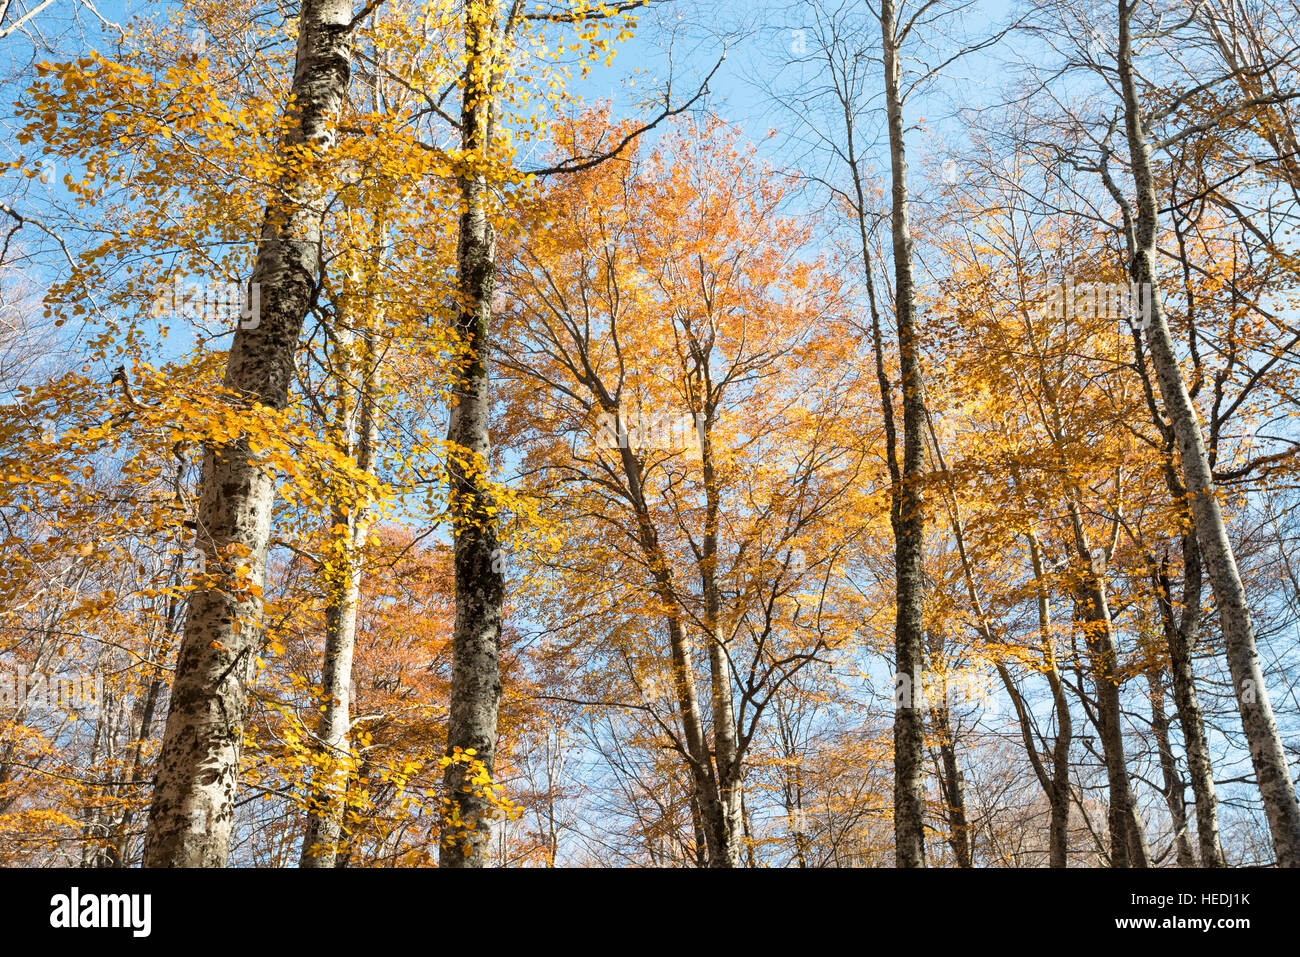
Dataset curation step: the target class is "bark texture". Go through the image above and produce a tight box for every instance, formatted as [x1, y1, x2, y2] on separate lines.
[1152, 543, 1225, 866]
[440, 0, 505, 868]
[1117, 0, 1300, 867]
[880, 0, 928, 868]
[143, 0, 353, 868]
[301, 305, 378, 867]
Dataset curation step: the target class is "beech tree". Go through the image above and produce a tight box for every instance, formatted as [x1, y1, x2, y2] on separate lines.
[2, 0, 1298, 871]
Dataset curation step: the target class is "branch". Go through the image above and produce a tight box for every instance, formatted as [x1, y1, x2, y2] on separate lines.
[526, 50, 725, 177]
[348, 0, 385, 30]
[0, 200, 77, 270]
[522, 1, 651, 23]
[0, 0, 58, 40]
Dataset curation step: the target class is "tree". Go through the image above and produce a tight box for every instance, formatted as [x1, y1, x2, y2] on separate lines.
[1114, 0, 1300, 866]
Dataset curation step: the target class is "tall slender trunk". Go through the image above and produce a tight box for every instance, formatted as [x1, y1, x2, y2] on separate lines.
[665, 607, 732, 867]
[1027, 534, 1074, 868]
[143, 0, 353, 867]
[1046, 696, 1072, 868]
[929, 422, 1066, 867]
[699, 405, 743, 867]
[1073, 562, 1150, 868]
[107, 551, 179, 866]
[645, 502, 732, 865]
[1049, 485, 1147, 868]
[440, 0, 506, 869]
[926, 630, 971, 868]
[1117, 0, 1300, 866]
[1155, 540, 1226, 866]
[1001, 230, 1147, 866]
[740, 788, 758, 868]
[301, 295, 379, 867]
[880, 0, 927, 868]
[930, 706, 971, 867]
[774, 697, 811, 867]
[80, 695, 109, 866]
[789, 793, 810, 869]
[108, 673, 163, 866]
[1144, 658, 1195, 866]
[108, 641, 165, 866]
[598, 404, 736, 868]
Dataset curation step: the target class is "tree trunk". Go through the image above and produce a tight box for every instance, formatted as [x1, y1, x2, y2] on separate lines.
[1075, 576, 1150, 868]
[699, 406, 744, 868]
[1028, 534, 1074, 869]
[143, 0, 353, 868]
[932, 715, 971, 868]
[301, 301, 378, 867]
[440, 0, 506, 869]
[107, 553, 179, 866]
[613, 419, 739, 868]
[690, 793, 708, 868]
[926, 630, 971, 868]
[1046, 705, 1073, 869]
[1144, 659, 1195, 866]
[932, 429, 1067, 868]
[1156, 540, 1226, 867]
[880, 0, 928, 869]
[298, 524, 362, 867]
[1117, 0, 1300, 867]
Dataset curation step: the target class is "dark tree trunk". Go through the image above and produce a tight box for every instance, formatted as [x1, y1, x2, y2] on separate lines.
[880, 0, 928, 869]
[1145, 660, 1195, 866]
[440, 0, 506, 869]
[1155, 541, 1226, 867]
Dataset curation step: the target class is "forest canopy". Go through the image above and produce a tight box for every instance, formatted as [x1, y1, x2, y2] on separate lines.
[0, 0, 1299, 872]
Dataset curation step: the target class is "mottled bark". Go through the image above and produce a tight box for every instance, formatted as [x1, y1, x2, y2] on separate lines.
[440, 0, 505, 869]
[1117, 0, 1300, 867]
[301, 309, 377, 867]
[1156, 541, 1225, 867]
[1074, 568, 1150, 868]
[143, 0, 353, 868]
[699, 406, 744, 868]
[880, 0, 927, 868]
[929, 705, 971, 867]
[1144, 660, 1195, 866]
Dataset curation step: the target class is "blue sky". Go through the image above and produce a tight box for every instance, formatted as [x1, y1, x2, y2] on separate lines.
[2, 0, 1295, 862]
